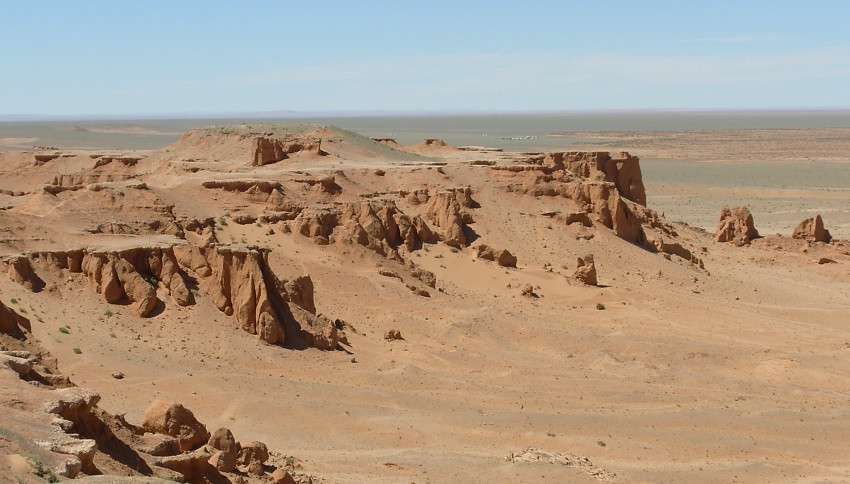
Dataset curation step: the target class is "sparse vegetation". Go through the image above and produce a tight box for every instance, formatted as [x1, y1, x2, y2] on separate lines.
[58, 326, 69, 334]
[218, 217, 228, 226]
[73, 347, 82, 354]
[29, 457, 59, 482]
[596, 303, 606, 310]
[105, 309, 113, 317]
[145, 276, 158, 286]
[597, 440, 606, 447]
[10, 297, 17, 304]
[450, 247, 459, 253]
[547, 431, 556, 437]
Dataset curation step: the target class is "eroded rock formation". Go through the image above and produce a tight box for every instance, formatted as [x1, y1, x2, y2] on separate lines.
[3, 244, 339, 348]
[252, 136, 323, 166]
[543, 151, 646, 206]
[573, 254, 598, 286]
[792, 214, 832, 243]
[715, 205, 759, 246]
[142, 400, 210, 452]
[475, 244, 517, 267]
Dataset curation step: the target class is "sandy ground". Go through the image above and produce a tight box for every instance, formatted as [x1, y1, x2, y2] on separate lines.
[0, 123, 849, 483]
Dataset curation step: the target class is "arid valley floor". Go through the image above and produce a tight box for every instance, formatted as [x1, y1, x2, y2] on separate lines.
[1, 122, 849, 483]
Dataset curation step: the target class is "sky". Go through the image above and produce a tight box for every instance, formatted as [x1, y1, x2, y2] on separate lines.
[1, 1, 849, 116]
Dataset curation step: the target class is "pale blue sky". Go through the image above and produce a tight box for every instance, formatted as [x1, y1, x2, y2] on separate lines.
[1, 1, 849, 116]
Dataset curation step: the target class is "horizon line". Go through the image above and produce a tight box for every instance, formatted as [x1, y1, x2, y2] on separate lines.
[2, 107, 850, 123]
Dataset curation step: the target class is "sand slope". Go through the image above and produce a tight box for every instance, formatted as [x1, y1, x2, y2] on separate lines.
[0, 124, 848, 482]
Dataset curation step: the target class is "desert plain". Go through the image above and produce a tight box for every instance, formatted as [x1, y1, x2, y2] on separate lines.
[0, 119, 848, 483]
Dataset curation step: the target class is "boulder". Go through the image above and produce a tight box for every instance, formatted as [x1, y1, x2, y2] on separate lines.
[137, 433, 181, 457]
[207, 427, 240, 472]
[271, 468, 297, 484]
[792, 215, 832, 243]
[475, 244, 517, 267]
[237, 440, 269, 466]
[142, 400, 210, 452]
[573, 254, 597, 286]
[209, 450, 236, 473]
[152, 448, 214, 481]
[714, 206, 759, 246]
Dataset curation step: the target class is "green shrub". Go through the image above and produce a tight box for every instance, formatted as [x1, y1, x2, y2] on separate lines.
[73, 347, 82, 354]
[596, 303, 606, 310]
[59, 326, 69, 334]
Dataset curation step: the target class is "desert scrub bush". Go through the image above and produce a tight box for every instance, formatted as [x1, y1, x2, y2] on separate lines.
[450, 247, 459, 253]
[73, 347, 82, 354]
[58, 326, 69, 334]
[29, 457, 58, 482]
[104, 309, 113, 317]
[596, 303, 606, 310]
[10, 297, 17, 304]
[145, 276, 158, 286]
[218, 217, 228, 226]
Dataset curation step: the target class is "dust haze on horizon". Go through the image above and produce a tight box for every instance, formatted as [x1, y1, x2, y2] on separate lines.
[2, 1, 849, 117]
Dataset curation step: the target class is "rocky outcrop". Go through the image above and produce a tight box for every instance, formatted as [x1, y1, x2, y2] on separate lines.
[414, 188, 475, 248]
[279, 274, 316, 314]
[42, 387, 104, 476]
[174, 245, 284, 344]
[573, 254, 598, 286]
[151, 448, 215, 481]
[142, 400, 210, 452]
[34, 153, 61, 164]
[543, 151, 646, 206]
[292, 199, 439, 258]
[792, 215, 832, 243]
[78, 248, 190, 316]
[282, 304, 339, 350]
[3, 244, 339, 348]
[715, 205, 759, 246]
[6, 256, 44, 291]
[201, 179, 295, 207]
[475, 244, 517, 267]
[505, 171, 645, 245]
[252, 136, 323, 166]
[646, 235, 705, 269]
[294, 175, 342, 195]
